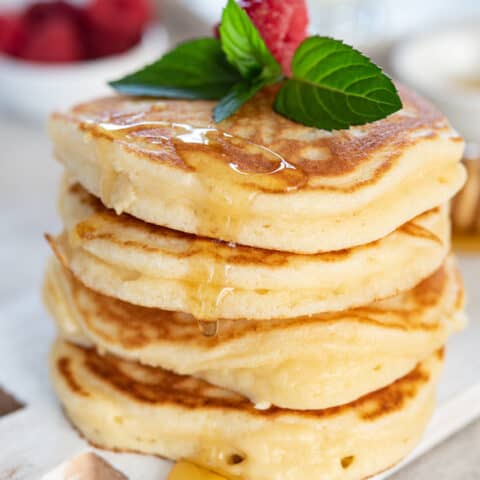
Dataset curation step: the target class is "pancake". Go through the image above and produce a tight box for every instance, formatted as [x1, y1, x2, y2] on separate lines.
[50, 339, 443, 480]
[55, 181, 451, 320]
[44, 256, 464, 410]
[48, 85, 465, 254]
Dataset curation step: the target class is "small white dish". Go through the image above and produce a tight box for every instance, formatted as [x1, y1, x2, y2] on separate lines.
[0, 25, 169, 122]
[391, 23, 480, 143]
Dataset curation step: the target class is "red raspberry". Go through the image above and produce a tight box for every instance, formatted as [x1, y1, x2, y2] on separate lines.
[239, 0, 308, 76]
[86, 28, 140, 58]
[19, 14, 86, 62]
[0, 14, 28, 56]
[86, 0, 152, 39]
[85, 0, 152, 58]
[23, 1, 85, 26]
[13, 1, 87, 62]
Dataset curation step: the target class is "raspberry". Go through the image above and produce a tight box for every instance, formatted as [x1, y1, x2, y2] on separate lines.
[85, 0, 152, 58]
[239, 0, 308, 76]
[12, 1, 87, 62]
[86, 0, 151, 39]
[86, 28, 140, 58]
[23, 1, 85, 26]
[19, 14, 86, 62]
[0, 14, 28, 56]
[0, 0, 152, 62]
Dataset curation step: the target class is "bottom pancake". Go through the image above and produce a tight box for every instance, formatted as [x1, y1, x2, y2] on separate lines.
[50, 340, 443, 480]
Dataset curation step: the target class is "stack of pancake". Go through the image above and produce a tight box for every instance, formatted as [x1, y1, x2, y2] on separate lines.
[44, 85, 467, 480]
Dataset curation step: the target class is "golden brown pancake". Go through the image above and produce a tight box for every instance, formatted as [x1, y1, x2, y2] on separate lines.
[50, 340, 443, 480]
[44, 255, 464, 410]
[48, 85, 465, 253]
[55, 180, 451, 320]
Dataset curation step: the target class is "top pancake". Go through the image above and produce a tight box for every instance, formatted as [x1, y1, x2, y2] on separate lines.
[49, 85, 465, 253]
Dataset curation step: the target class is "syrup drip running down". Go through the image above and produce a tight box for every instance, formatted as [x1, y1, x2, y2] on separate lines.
[189, 257, 235, 337]
[86, 115, 308, 337]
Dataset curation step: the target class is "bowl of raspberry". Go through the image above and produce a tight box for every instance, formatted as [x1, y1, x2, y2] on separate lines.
[0, 0, 168, 121]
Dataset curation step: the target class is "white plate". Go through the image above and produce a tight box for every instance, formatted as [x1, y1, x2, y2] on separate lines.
[0, 26, 169, 123]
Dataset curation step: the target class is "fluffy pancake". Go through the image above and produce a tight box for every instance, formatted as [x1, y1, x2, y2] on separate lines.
[50, 340, 443, 480]
[44, 256, 464, 410]
[48, 85, 465, 254]
[55, 181, 451, 320]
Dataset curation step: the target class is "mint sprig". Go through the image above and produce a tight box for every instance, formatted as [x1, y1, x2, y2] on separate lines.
[213, 0, 282, 121]
[275, 37, 402, 130]
[110, 1, 402, 130]
[109, 38, 241, 100]
[214, 79, 266, 122]
[219, 0, 281, 81]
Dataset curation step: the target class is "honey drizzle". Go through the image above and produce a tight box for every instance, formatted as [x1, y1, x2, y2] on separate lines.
[190, 258, 231, 336]
[95, 119, 307, 192]
[89, 116, 308, 336]
[167, 461, 230, 480]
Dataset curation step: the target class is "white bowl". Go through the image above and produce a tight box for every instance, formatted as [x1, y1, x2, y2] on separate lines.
[0, 25, 169, 122]
[391, 23, 480, 143]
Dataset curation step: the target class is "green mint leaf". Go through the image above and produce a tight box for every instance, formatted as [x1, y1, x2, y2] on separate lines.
[214, 78, 267, 122]
[274, 36, 403, 131]
[219, 0, 282, 81]
[212, 0, 283, 122]
[109, 38, 242, 100]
